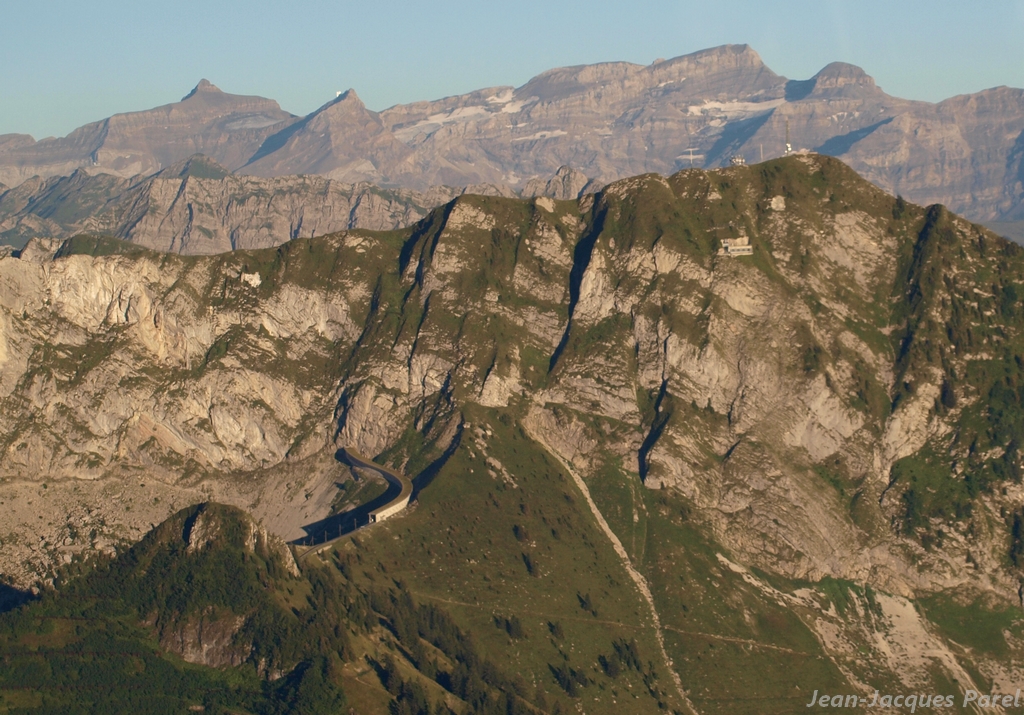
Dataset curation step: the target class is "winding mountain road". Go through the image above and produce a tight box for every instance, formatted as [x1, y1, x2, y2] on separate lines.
[294, 448, 413, 560]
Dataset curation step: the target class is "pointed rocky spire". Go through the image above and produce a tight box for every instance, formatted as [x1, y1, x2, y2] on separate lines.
[182, 79, 222, 101]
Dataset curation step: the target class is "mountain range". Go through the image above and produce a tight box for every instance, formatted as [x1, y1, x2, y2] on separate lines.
[4, 41, 1024, 713]
[2, 44, 1023, 229]
[1, 155, 1023, 712]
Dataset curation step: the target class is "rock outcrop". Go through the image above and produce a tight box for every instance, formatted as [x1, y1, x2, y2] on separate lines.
[0, 158, 465, 252]
[521, 165, 597, 200]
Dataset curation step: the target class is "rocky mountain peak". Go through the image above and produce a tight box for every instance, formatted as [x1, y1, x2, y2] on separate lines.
[521, 164, 596, 199]
[315, 89, 375, 123]
[182, 79, 223, 101]
[807, 61, 882, 98]
[156, 153, 231, 180]
[643, 43, 782, 103]
[331, 88, 362, 106]
[651, 44, 767, 76]
[241, 85, 412, 183]
[515, 61, 645, 102]
[180, 503, 296, 571]
[688, 42, 760, 64]
[2, 46, 1024, 223]
[296, 89, 374, 128]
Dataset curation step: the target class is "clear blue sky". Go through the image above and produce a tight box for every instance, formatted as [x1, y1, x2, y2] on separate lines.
[3, 0, 1023, 139]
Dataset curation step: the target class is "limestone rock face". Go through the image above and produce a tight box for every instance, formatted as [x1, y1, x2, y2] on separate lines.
[0, 160, 464, 253]
[0, 155, 546, 253]
[158, 613, 251, 668]
[0, 156, 1022, 612]
[521, 165, 597, 200]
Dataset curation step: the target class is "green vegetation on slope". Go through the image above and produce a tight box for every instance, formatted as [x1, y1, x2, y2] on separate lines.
[322, 404, 689, 714]
[884, 205, 1024, 545]
[0, 503, 560, 715]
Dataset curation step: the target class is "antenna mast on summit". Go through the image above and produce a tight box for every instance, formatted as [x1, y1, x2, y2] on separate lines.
[785, 119, 792, 156]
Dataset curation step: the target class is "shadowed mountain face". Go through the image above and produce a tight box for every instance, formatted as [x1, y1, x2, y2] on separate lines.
[243, 90, 415, 182]
[3, 45, 1024, 223]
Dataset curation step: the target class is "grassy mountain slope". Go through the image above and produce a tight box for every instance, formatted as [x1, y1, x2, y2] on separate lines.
[0, 503, 562, 715]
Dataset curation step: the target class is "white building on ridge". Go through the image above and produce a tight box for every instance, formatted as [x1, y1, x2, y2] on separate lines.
[719, 234, 753, 256]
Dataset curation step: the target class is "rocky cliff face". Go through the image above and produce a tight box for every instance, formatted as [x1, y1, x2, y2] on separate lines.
[0, 156, 484, 253]
[4, 46, 1022, 224]
[1, 155, 1021, 592]
[2, 157, 1023, 700]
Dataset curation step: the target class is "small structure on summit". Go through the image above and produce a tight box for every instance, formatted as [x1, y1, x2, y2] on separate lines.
[719, 234, 753, 256]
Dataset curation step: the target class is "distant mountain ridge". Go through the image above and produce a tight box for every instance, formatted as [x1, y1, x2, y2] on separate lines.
[2, 44, 1023, 223]
[0, 156, 592, 253]
[0, 79, 296, 187]
[0, 156, 466, 253]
